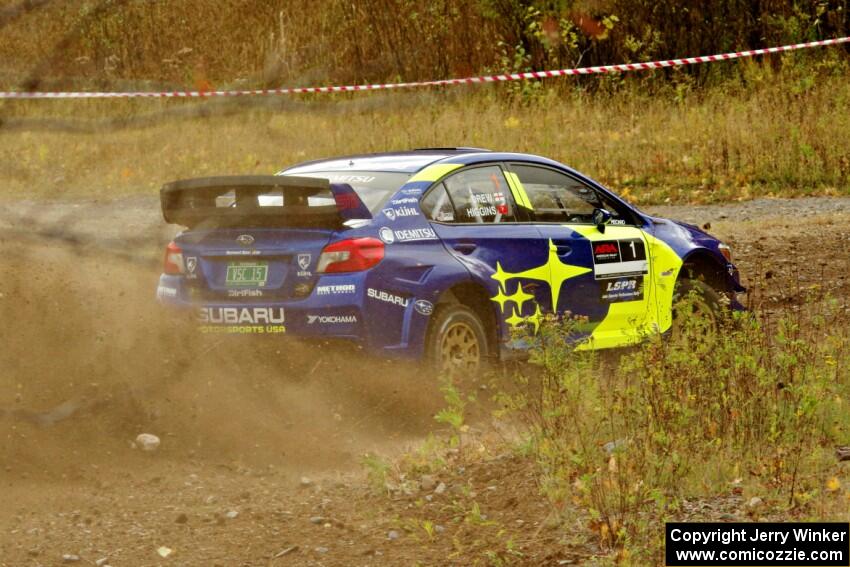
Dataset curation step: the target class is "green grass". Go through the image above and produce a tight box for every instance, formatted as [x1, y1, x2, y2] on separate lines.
[2, 60, 848, 205]
[498, 292, 850, 563]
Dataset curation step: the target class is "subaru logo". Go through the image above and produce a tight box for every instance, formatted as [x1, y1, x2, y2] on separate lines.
[414, 299, 434, 316]
[236, 234, 255, 247]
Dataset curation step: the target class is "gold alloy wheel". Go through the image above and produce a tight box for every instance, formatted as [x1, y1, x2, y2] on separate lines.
[672, 290, 719, 339]
[438, 321, 481, 374]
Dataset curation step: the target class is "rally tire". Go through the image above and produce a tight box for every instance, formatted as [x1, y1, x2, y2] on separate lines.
[425, 304, 490, 377]
[671, 278, 724, 336]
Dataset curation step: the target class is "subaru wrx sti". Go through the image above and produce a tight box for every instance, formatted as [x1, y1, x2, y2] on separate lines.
[157, 148, 744, 372]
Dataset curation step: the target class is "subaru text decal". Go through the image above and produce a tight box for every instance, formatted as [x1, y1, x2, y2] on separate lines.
[199, 307, 284, 324]
[367, 288, 409, 307]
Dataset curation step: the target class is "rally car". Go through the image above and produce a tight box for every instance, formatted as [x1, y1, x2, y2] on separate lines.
[157, 148, 744, 372]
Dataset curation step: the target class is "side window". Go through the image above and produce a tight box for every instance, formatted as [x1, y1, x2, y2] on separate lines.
[441, 166, 516, 224]
[419, 184, 456, 222]
[510, 164, 633, 225]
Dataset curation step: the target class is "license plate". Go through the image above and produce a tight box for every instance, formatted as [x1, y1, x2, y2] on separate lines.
[226, 262, 268, 287]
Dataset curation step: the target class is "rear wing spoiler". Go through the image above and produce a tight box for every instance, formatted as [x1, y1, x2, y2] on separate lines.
[160, 175, 372, 228]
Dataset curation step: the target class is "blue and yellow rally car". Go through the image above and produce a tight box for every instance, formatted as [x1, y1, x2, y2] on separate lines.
[157, 148, 744, 372]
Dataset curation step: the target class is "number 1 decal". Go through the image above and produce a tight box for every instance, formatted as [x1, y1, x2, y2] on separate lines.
[591, 238, 648, 280]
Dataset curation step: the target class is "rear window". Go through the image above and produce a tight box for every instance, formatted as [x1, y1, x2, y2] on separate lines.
[278, 170, 408, 212]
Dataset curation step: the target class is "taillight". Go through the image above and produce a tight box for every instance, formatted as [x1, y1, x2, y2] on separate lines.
[317, 238, 384, 273]
[718, 243, 732, 263]
[163, 241, 185, 274]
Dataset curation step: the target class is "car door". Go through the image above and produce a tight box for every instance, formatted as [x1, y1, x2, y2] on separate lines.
[505, 163, 654, 349]
[420, 164, 552, 339]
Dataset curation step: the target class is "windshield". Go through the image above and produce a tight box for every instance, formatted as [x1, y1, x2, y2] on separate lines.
[278, 170, 409, 212]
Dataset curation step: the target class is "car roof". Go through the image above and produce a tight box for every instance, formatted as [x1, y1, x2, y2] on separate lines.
[280, 148, 566, 175]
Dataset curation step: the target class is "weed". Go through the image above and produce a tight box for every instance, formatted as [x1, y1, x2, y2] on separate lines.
[360, 452, 392, 494]
[501, 292, 850, 562]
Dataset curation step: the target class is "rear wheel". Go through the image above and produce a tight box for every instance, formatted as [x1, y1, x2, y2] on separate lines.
[671, 278, 723, 338]
[426, 304, 490, 377]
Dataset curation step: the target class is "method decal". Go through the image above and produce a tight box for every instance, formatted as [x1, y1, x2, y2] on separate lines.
[316, 284, 356, 295]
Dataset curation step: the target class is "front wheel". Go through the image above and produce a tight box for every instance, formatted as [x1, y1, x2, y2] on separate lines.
[671, 278, 724, 338]
[425, 304, 490, 377]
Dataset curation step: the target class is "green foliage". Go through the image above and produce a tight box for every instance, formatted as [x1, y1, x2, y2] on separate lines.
[434, 372, 472, 451]
[361, 452, 392, 493]
[0, 0, 846, 89]
[502, 295, 850, 562]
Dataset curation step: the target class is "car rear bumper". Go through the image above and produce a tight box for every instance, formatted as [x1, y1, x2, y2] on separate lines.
[156, 274, 428, 359]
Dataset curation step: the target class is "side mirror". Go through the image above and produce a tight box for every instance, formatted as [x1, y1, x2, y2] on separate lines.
[592, 208, 612, 233]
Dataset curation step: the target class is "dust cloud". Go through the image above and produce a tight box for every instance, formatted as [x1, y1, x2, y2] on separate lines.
[0, 235, 444, 480]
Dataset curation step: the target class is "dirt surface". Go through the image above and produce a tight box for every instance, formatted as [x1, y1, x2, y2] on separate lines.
[1, 195, 849, 566]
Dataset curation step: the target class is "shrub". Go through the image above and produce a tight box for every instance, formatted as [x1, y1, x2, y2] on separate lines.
[501, 295, 850, 561]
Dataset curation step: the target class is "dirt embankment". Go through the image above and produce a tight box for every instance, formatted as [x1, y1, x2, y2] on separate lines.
[0, 196, 848, 565]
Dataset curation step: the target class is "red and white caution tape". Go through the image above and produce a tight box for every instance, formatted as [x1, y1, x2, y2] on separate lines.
[2, 36, 848, 99]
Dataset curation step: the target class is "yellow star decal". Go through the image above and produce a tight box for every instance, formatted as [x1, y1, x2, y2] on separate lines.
[525, 304, 543, 334]
[505, 287, 534, 312]
[490, 239, 590, 313]
[504, 306, 525, 329]
[491, 288, 512, 311]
